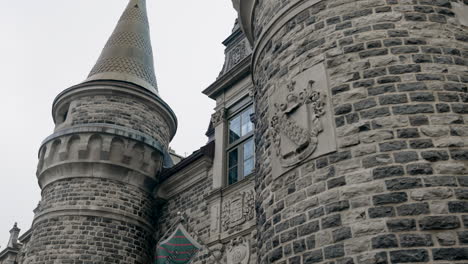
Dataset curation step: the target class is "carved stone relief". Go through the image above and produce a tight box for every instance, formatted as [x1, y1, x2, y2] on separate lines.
[221, 190, 254, 232]
[226, 237, 250, 264]
[208, 244, 224, 263]
[453, 0, 468, 27]
[268, 63, 336, 173]
[211, 108, 226, 127]
[221, 39, 252, 76]
[229, 44, 247, 67]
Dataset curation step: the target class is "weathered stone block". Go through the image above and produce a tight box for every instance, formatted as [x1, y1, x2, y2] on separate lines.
[396, 203, 430, 216]
[387, 219, 416, 232]
[399, 234, 433, 247]
[433, 248, 468, 261]
[373, 192, 408, 205]
[390, 249, 429, 263]
[420, 216, 460, 230]
[372, 234, 398, 249]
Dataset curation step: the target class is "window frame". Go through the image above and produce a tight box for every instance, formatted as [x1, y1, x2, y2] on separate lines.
[226, 101, 255, 186]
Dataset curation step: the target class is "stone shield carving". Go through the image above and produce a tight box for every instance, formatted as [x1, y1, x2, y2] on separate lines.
[221, 191, 254, 232]
[268, 63, 336, 170]
[270, 78, 325, 167]
[226, 237, 250, 264]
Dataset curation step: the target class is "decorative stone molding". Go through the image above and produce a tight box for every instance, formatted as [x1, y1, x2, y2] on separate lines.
[211, 108, 227, 127]
[32, 207, 154, 232]
[226, 236, 250, 264]
[221, 190, 254, 232]
[219, 35, 252, 77]
[228, 41, 249, 70]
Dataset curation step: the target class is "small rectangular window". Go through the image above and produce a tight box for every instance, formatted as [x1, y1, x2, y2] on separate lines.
[226, 103, 255, 185]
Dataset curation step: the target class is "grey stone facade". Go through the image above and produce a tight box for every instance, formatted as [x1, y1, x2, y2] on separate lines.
[235, 0, 468, 263]
[2, 0, 468, 263]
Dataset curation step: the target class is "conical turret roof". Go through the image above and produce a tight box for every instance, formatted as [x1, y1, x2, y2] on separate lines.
[85, 0, 158, 94]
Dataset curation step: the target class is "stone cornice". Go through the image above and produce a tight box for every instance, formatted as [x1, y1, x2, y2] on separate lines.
[222, 28, 244, 47]
[0, 247, 19, 260]
[156, 155, 213, 199]
[202, 55, 251, 99]
[37, 162, 158, 193]
[33, 207, 154, 232]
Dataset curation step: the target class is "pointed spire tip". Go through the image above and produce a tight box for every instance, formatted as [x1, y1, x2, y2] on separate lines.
[85, 0, 158, 94]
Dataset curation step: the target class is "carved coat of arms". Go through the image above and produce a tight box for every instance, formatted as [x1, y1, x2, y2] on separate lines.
[270, 79, 326, 167]
[226, 237, 250, 264]
[221, 191, 254, 232]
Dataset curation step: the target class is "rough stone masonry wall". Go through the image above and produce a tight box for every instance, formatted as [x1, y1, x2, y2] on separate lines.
[157, 174, 213, 263]
[22, 178, 156, 264]
[69, 94, 171, 147]
[252, 0, 468, 263]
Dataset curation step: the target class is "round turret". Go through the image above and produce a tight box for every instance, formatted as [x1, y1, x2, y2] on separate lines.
[236, 0, 468, 263]
[21, 1, 176, 263]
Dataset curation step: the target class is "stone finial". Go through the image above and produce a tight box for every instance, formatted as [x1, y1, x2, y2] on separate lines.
[7, 223, 20, 248]
[85, 0, 159, 94]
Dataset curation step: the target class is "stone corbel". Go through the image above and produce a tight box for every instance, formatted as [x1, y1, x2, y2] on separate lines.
[211, 108, 227, 127]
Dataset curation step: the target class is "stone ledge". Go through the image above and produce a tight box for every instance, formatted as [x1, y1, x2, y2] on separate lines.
[33, 206, 154, 232]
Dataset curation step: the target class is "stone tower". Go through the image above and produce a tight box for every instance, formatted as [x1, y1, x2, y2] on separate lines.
[234, 0, 468, 263]
[22, 0, 177, 263]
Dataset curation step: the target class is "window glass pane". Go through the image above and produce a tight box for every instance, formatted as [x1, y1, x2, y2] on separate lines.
[241, 106, 253, 136]
[229, 167, 238, 185]
[243, 139, 254, 159]
[228, 149, 238, 168]
[228, 149, 239, 185]
[244, 157, 254, 176]
[243, 139, 255, 176]
[229, 116, 241, 143]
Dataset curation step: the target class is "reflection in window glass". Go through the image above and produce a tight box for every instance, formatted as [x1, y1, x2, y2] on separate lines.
[229, 116, 241, 143]
[228, 149, 238, 185]
[229, 106, 253, 144]
[241, 107, 253, 136]
[243, 139, 254, 177]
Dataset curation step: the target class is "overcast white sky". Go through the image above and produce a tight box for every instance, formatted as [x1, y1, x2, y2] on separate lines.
[0, 0, 236, 247]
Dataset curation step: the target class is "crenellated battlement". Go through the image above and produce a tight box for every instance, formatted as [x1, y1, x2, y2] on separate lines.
[37, 131, 164, 192]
